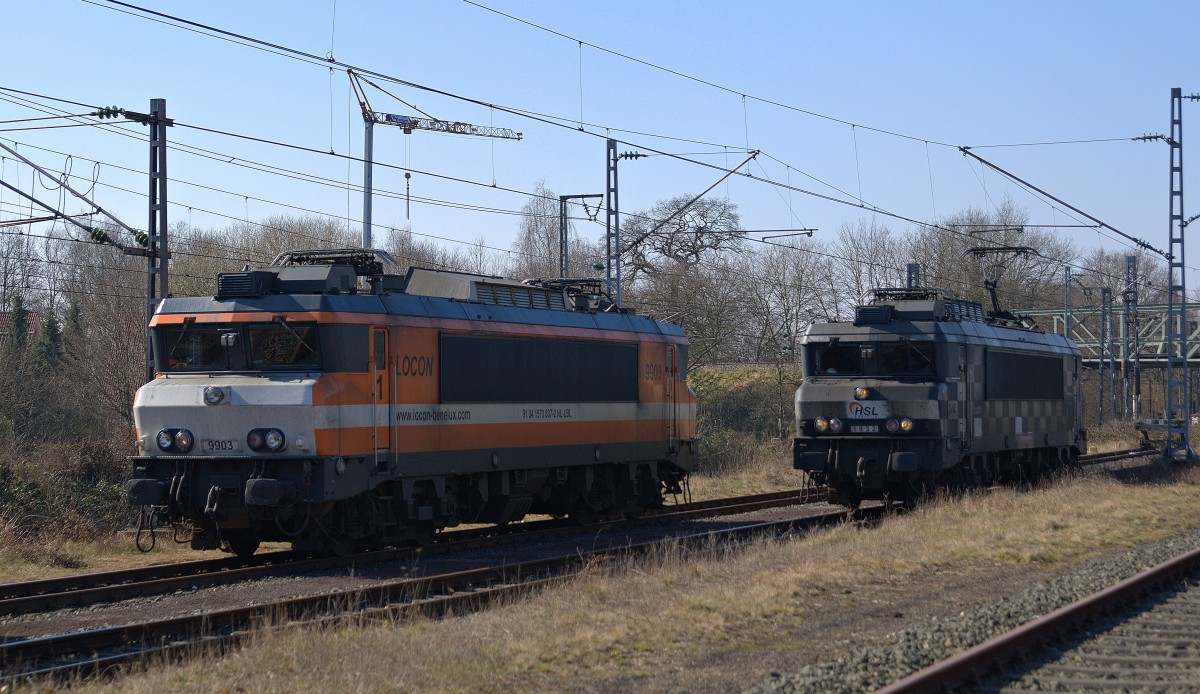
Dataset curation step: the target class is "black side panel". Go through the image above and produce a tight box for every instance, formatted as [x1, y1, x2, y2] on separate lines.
[321, 324, 370, 373]
[440, 334, 638, 403]
[986, 350, 1064, 400]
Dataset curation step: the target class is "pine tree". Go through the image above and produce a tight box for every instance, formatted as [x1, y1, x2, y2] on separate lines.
[6, 293, 29, 351]
[35, 311, 62, 366]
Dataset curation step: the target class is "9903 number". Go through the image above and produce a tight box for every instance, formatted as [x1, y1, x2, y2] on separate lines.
[202, 438, 240, 452]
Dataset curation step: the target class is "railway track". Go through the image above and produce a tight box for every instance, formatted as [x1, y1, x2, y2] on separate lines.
[0, 448, 1154, 684]
[0, 488, 822, 618]
[1, 449, 1136, 617]
[0, 496, 862, 684]
[881, 531, 1200, 692]
[1078, 447, 1151, 466]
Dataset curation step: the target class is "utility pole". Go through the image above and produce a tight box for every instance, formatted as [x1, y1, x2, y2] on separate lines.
[1104, 284, 1113, 415]
[1097, 287, 1108, 426]
[1121, 256, 1136, 419]
[1164, 87, 1194, 460]
[1103, 287, 1117, 423]
[1063, 266, 1073, 340]
[146, 98, 169, 383]
[605, 140, 623, 303]
[123, 99, 173, 383]
[558, 194, 602, 278]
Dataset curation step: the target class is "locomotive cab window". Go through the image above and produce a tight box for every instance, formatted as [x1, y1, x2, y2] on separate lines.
[809, 340, 935, 378]
[878, 341, 934, 376]
[248, 321, 320, 369]
[813, 342, 862, 375]
[159, 325, 233, 371]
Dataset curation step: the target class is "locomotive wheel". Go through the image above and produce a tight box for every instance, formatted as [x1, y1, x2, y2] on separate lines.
[570, 505, 598, 526]
[898, 473, 933, 509]
[410, 524, 436, 547]
[326, 535, 354, 557]
[830, 484, 862, 511]
[838, 490, 863, 517]
[221, 530, 261, 558]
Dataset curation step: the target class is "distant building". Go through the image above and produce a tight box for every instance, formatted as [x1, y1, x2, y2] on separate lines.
[0, 311, 41, 346]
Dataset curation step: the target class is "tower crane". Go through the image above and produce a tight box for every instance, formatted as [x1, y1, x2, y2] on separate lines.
[348, 70, 522, 247]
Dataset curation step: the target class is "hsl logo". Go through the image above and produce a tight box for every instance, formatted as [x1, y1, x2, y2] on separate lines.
[848, 401, 879, 417]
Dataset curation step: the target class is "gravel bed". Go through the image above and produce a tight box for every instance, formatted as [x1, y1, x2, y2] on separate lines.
[746, 527, 1200, 694]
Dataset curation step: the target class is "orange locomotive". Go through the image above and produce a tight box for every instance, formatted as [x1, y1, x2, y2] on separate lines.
[126, 250, 698, 555]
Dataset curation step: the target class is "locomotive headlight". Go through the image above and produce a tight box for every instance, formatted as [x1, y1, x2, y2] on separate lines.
[828, 418, 844, 433]
[173, 429, 194, 452]
[156, 430, 174, 451]
[264, 429, 285, 451]
[203, 386, 226, 406]
[247, 428, 284, 452]
[814, 417, 829, 433]
[899, 417, 914, 433]
[886, 418, 900, 433]
[854, 387, 870, 400]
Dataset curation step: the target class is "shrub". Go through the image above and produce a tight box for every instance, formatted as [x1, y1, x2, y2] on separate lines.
[0, 436, 132, 547]
[690, 365, 799, 439]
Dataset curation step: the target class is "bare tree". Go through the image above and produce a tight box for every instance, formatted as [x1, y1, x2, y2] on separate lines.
[508, 181, 560, 279]
[830, 219, 905, 316]
[622, 196, 743, 285]
[905, 198, 1076, 311]
[1075, 247, 1168, 306]
[739, 238, 833, 360]
[0, 231, 37, 309]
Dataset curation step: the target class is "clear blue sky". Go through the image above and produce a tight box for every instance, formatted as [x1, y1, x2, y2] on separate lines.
[3, 0, 1199, 281]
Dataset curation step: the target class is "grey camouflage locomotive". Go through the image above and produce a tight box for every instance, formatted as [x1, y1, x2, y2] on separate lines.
[793, 286, 1086, 507]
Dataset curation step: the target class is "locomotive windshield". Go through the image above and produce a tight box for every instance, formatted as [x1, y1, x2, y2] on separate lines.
[158, 321, 321, 372]
[810, 340, 934, 378]
[162, 325, 228, 371]
[878, 341, 934, 375]
[814, 342, 862, 375]
[248, 321, 319, 368]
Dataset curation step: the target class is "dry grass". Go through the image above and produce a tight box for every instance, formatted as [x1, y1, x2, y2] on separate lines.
[1086, 419, 1144, 454]
[0, 522, 229, 583]
[687, 436, 805, 500]
[71, 469, 1200, 694]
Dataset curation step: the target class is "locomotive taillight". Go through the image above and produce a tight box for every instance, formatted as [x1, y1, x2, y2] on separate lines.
[174, 429, 194, 452]
[828, 418, 844, 433]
